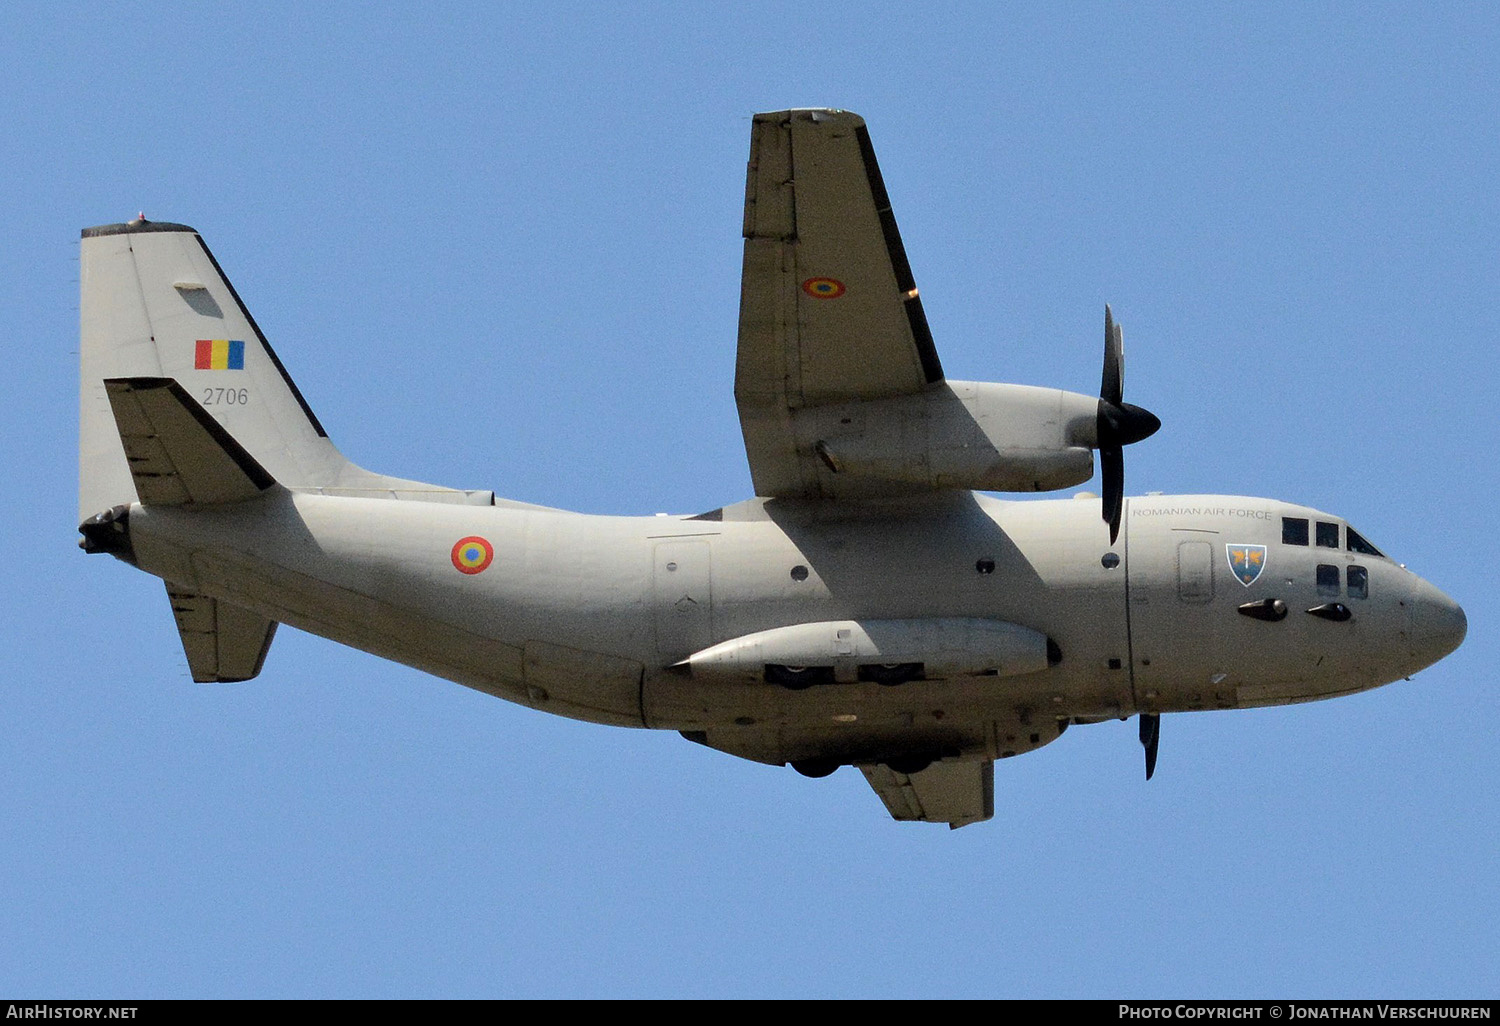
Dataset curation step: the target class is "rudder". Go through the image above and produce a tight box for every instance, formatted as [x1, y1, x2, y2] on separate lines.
[79, 218, 483, 523]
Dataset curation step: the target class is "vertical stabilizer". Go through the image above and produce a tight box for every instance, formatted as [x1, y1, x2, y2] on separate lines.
[79, 219, 483, 524]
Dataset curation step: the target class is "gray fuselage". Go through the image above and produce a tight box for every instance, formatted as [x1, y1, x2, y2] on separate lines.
[123, 488, 1466, 769]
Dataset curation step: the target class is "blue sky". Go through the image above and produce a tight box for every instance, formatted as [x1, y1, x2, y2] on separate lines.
[2, 3, 1495, 997]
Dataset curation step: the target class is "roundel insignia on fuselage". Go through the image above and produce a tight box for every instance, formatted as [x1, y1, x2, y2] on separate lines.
[452, 536, 494, 575]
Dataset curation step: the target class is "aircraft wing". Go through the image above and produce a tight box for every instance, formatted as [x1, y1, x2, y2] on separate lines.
[736, 109, 943, 498]
[860, 758, 994, 829]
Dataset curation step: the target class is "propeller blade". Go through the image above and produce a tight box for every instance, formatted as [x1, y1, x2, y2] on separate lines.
[1101, 444, 1124, 544]
[1102, 304, 1122, 405]
[1139, 712, 1160, 781]
[1094, 306, 1160, 543]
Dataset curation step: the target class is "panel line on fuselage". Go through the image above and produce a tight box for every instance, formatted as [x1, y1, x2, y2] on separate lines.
[1120, 497, 1141, 714]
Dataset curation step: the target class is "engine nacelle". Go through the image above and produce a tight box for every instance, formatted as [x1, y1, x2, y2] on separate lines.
[792, 380, 1101, 493]
[679, 617, 1053, 685]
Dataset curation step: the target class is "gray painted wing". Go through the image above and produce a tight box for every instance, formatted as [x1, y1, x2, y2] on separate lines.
[860, 759, 995, 829]
[736, 109, 942, 498]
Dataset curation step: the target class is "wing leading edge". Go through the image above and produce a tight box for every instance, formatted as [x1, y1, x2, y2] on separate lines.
[735, 109, 943, 498]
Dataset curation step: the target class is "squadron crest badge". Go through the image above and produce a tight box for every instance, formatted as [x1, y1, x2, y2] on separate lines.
[1226, 544, 1268, 587]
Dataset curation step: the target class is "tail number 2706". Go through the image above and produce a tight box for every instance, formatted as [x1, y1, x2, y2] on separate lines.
[202, 387, 250, 406]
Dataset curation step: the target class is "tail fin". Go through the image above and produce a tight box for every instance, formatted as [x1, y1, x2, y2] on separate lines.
[79, 218, 487, 523]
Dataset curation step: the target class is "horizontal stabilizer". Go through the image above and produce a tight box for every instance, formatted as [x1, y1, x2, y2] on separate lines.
[860, 758, 994, 829]
[166, 585, 278, 683]
[104, 377, 275, 507]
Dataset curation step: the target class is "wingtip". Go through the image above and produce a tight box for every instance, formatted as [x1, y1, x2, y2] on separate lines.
[82, 219, 198, 239]
[754, 107, 865, 127]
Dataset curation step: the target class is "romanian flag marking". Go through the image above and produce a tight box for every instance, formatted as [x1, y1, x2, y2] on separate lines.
[195, 339, 245, 370]
[451, 536, 494, 575]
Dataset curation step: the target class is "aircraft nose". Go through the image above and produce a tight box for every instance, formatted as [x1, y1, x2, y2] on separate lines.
[1407, 578, 1467, 670]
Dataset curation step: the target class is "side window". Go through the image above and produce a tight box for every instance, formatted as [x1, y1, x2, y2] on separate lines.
[1316, 522, 1340, 548]
[1347, 528, 1384, 557]
[1317, 564, 1341, 597]
[1282, 517, 1309, 545]
[1347, 566, 1368, 600]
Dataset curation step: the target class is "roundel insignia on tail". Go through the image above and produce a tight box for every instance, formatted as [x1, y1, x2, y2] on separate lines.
[451, 536, 494, 575]
[802, 277, 845, 299]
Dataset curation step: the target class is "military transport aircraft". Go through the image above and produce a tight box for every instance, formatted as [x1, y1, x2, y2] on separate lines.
[78, 109, 1466, 828]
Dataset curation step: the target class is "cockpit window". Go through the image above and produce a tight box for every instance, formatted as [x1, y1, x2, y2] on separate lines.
[1347, 565, 1368, 600]
[1282, 517, 1309, 546]
[1347, 527, 1385, 557]
[1316, 521, 1340, 548]
[1317, 564, 1341, 597]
